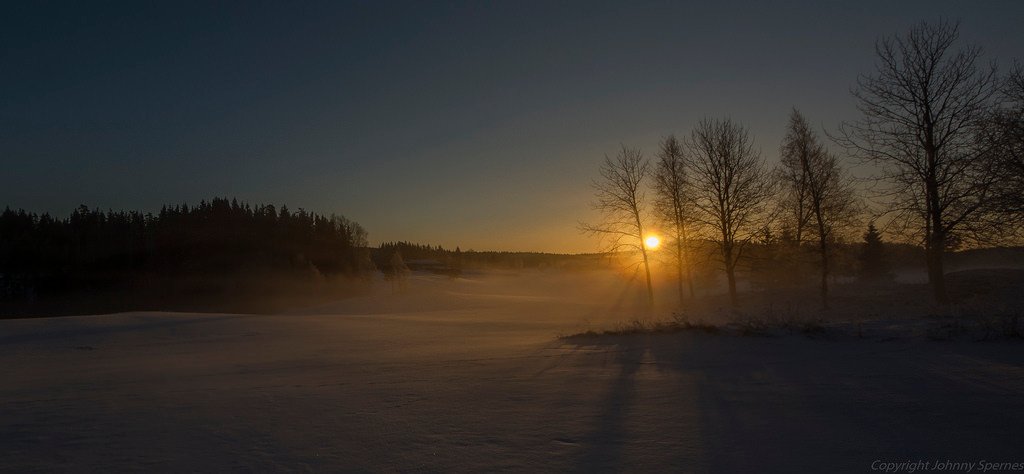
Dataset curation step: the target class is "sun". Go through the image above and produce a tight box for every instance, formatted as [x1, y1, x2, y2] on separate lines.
[644, 235, 661, 250]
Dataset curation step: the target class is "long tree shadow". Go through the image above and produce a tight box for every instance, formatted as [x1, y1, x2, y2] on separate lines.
[561, 333, 722, 472]
[573, 340, 645, 472]
[563, 330, 1024, 472]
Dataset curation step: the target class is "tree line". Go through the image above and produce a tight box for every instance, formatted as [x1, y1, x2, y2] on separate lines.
[584, 19, 1024, 308]
[0, 197, 372, 300]
[372, 241, 611, 276]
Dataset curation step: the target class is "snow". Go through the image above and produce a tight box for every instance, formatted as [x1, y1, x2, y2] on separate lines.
[2, 271, 1023, 472]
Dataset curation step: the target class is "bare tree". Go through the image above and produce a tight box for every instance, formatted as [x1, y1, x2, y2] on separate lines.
[835, 19, 1001, 304]
[653, 135, 695, 305]
[777, 110, 816, 245]
[779, 109, 860, 309]
[987, 62, 1024, 228]
[685, 118, 774, 306]
[581, 145, 655, 306]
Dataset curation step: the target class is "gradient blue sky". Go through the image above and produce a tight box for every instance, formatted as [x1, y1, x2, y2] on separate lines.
[2, 1, 1022, 252]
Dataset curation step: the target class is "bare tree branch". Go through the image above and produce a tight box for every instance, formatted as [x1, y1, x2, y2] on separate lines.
[652, 135, 697, 305]
[779, 109, 861, 309]
[832, 19, 1001, 304]
[579, 145, 655, 306]
[685, 118, 774, 306]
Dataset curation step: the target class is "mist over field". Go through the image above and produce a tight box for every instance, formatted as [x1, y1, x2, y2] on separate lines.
[4, 268, 1024, 472]
[5, 1, 1024, 472]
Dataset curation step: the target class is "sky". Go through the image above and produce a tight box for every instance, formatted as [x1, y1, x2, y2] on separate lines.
[2, 1, 1023, 253]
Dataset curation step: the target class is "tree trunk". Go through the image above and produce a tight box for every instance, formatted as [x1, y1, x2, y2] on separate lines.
[818, 237, 829, 310]
[725, 265, 738, 307]
[635, 213, 655, 308]
[640, 247, 655, 307]
[926, 235, 948, 304]
[925, 166, 949, 304]
[723, 245, 738, 306]
[682, 225, 695, 298]
[675, 237, 685, 306]
[686, 265, 695, 299]
[815, 214, 830, 310]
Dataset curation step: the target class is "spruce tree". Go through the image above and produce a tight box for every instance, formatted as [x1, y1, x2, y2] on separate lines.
[859, 223, 893, 283]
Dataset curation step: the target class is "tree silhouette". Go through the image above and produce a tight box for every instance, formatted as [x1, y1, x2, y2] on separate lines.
[836, 19, 1001, 304]
[653, 135, 696, 304]
[987, 61, 1024, 229]
[580, 145, 655, 307]
[0, 198, 371, 304]
[685, 118, 774, 306]
[779, 109, 860, 309]
[859, 222, 893, 283]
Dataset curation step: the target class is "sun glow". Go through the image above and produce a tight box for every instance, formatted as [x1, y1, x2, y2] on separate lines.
[644, 235, 661, 250]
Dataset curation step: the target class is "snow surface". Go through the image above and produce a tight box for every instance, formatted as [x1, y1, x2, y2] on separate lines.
[2, 271, 1023, 472]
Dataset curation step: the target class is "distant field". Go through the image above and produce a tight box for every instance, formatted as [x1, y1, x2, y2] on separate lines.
[2, 271, 1023, 471]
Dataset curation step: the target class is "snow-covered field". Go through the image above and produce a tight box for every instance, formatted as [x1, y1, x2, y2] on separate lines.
[2, 271, 1023, 472]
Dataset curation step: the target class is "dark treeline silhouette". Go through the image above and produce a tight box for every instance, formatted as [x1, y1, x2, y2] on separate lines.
[743, 225, 912, 290]
[1, 197, 371, 313]
[375, 241, 457, 266]
[373, 240, 607, 275]
[375, 241, 458, 280]
[652, 225, 913, 294]
[1, 198, 618, 317]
